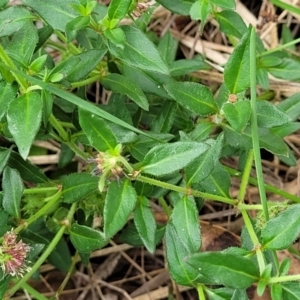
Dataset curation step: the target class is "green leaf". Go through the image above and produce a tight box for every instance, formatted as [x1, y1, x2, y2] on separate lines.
[0, 6, 32, 37]
[65, 15, 90, 42]
[108, 0, 132, 22]
[170, 56, 208, 77]
[210, 0, 235, 9]
[164, 81, 217, 115]
[141, 141, 210, 176]
[66, 49, 107, 82]
[186, 134, 223, 185]
[282, 282, 300, 300]
[2, 166, 24, 219]
[271, 284, 283, 300]
[267, 58, 300, 81]
[257, 101, 291, 128]
[101, 73, 149, 110]
[157, 31, 178, 65]
[62, 173, 99, 203]
[171, 196, 201, 252]
[7, 92, 42, 160]
[215, 10, 247, 38]
[6, 21, 38, 67]
[223, 101, 251, 132]
[156, 0, 193, 15]
[165, 223, 199, 286]
[261, 204, 300, 250]
[0, 81, 18, 120]
[0, 276, 11, 299]
[104, 179, 137, 238]
[277, 92, 300, 121]
[151, 100, 177, 133]
[69, 223, 107, 253]
[109, 25, 169, 74]
[103, 27, 126, 49]
[7, 150, 48, 183]
[134, 196, 156, 253]
[186, 251, 259, 288]
[190, 0, 211, 32]
[22, 0, 78, 32]
[0, 147, 12, 175]
[224, 28, 251, 94]
[189, 122, 214, 141]
[79, 108, 117, 152]
[196, 161, 230, 197]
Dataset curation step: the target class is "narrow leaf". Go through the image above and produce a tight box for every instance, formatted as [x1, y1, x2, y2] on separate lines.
[164, 81, 217, 115]
[156, 0, 193, 15]
[224, 28, 251, 94]
[101, 73, 149, 110]
[277, 92, 300, 121]
[7, 92, 42, 160]
[79, 108, 117, 152]
[186, 134, 224, 185]
[2, 166, 24, 219]
[108, 0, 132, 21]
[261, 204, 300, 250]
[104, 179, 137, 238]
[141, 142, 210, 176]
[134, 196, 156, 253]
[62, 173, 98, 203]
[186, 251, 259, 288]
[0, 147, 12, 175]
[69, 223, 107, 253]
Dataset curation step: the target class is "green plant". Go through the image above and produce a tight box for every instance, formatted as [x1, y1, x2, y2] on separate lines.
[1, 0, 300, 299]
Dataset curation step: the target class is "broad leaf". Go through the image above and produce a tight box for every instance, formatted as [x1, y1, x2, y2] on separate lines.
[267, 58, 300, 81]
[170, 57, 208, 77]
[103, 27, 126, 49]
[261, 204, 300, 250]
[215, 10, 247, 39]
[79, 108, 117, 152]
[156, 0, 193, 15]
[157, 31, 178, 65]
[189, 122, 214, 141]
[186, 134, 223, 185]
[224, 28, 251, 94]
[210, 0, 235, 9]
[134, 196, 156, 253]
[7, 92, 42, 159]
[109, 25, 169, 74]
[101, 73, 149, 110]
[271, 122, 300, 138]
[164, 81, 217, 115]
[22, 0, 78, 32]
[0, 81, 18, 120]
[257, 100, 291, 128]
[196, 161, 230, 197]
[6, 21, 38, 67]
[171, 197, 201, 253]
[69, 223, 107, 253]
[186, 251, 259, 288]
[223, 101, 251, 132]
[62, 173, 98, 203]
[165, 223, 199, 286]
[141, 141, 210, 176]
[65, 15, 90, 42]
[282, 282, 300, 300]
[2, 166, 24, 219]
[0, 6, 32, 37]
[104, 179, 137, 238]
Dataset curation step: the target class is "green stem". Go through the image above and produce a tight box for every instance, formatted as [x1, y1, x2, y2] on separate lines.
[268, 274, 300, 284]
[21, 282, 48, 300]
[55, 31, 80, 54]
[238, 204, 263, 210]
[23, 186, 59, 194]
[241, 209, 265, 274]
[7, 203, 77, 297]
[71, 75, 102, 88]
[226, 167, 300, 203]
[250, 27, 269, 221]
[49, 114, 88, 159]
[238, 150, 254, 202]
[136, 175, 238, 205]
[197, 284, 206, 300]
